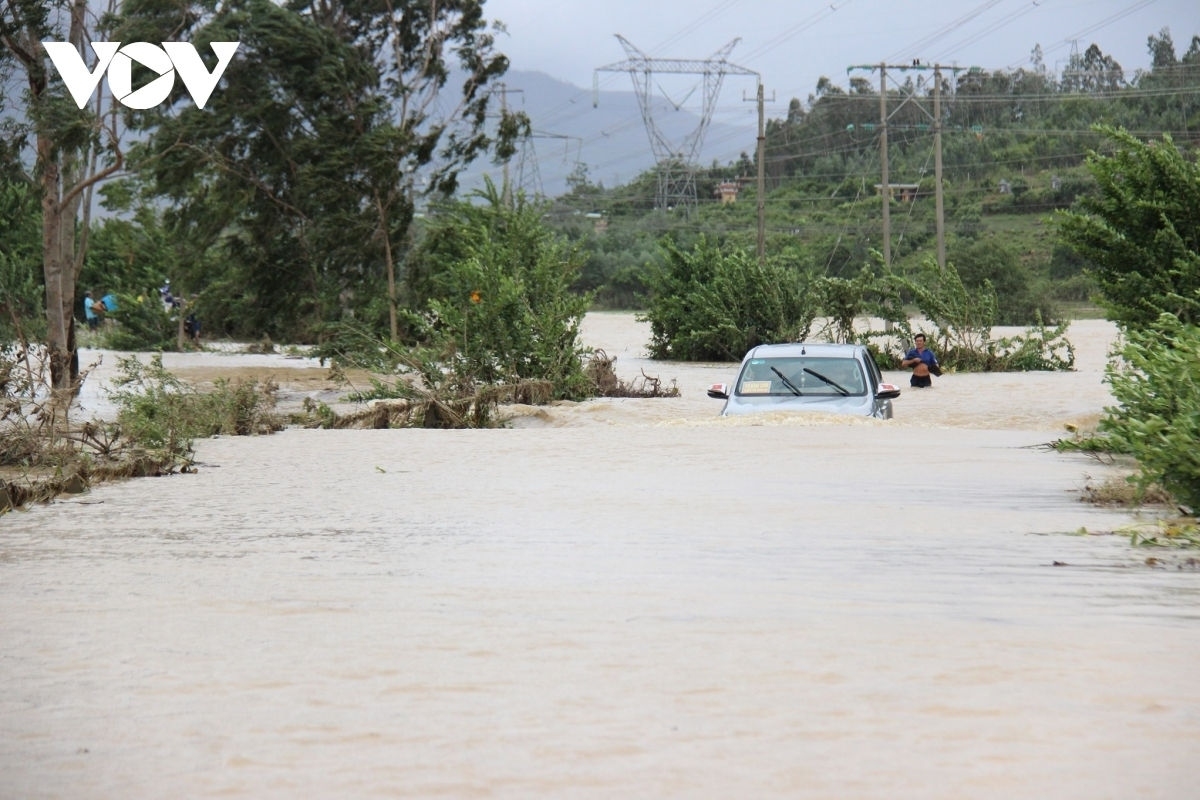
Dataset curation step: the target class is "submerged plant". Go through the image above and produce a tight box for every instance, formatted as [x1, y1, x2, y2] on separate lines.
[107, 355, 283, 461]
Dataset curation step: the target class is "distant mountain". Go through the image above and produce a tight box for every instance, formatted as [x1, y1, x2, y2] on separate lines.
[459, 69, 759, 199]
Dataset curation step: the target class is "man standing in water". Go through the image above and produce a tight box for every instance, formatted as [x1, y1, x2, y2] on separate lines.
[902, 333, 941, 388]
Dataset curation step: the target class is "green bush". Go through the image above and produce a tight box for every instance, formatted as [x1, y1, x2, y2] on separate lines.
[0, 181, 44, 343]
[1100, 315, 1200, 512]
[642, 237, 819, 361]
[890, 259, 997, 364]
[107, 354, 282, 462]
[886, 260, 1074, 372]
[1056, 127, 1200, 328]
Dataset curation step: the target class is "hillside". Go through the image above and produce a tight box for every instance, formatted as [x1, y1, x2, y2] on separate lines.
[459, 69, 758, 197]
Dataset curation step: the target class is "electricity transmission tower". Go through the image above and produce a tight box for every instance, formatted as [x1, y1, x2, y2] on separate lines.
[514, 131, 582, 199]
[595, 35, 756, 212]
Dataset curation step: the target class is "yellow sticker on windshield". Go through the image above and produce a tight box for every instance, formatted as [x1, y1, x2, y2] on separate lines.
[741, 380, 772, 394]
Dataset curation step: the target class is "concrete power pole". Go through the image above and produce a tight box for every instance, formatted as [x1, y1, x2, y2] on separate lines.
[742, 78, 772, 264]
[878, 64, 890, 269]
[754, 80, 767, 265]
[933, 65, 946, 271]
[849, 61, 962, 272]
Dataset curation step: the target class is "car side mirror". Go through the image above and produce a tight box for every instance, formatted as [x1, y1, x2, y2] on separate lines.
[707, 383, 729, 400]
[875, 382, 901, 400]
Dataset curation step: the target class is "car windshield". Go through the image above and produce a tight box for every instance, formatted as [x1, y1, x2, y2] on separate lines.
[736, 357, 866, 397]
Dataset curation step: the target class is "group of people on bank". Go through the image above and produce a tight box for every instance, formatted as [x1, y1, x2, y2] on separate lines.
[81, 280, 201, 342]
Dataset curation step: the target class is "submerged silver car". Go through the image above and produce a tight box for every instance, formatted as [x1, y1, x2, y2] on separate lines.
[707, 342, 901, 419]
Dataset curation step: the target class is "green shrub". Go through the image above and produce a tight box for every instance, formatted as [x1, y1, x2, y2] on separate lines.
[890, 259, 997, 365]
[107, 354, 281, 462]
[325, 181, 595, 404]
[1099, 315, 1200, 513]
[642, 237, 819, 361]
[885, 260, 1074, 372]
[988, 319, 1075, 371]
[1056, 127, 1200, 329]
[415, 189, 593, 401]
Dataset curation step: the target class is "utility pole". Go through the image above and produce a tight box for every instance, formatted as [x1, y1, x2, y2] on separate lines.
[933, 65, 945, 271]
[878, 64, 890, 269]
[848, 61, 964, 272]
[745, 79, 770, 265]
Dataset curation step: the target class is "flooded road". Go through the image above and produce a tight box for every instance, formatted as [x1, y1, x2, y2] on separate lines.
[3, 314, 1198, 798]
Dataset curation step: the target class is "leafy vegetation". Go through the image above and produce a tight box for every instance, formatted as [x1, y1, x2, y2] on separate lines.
[642, 237, 818, 361]
[1052, 128, 1200, 522]
[107, 354, 283, 455]
[1, 345, 280, 513]
[314, 183, 595, 405]
[1098, 315, 1200, 512]
[98, 293, 185, 351]
[640, 240, 1075, 371]
[1057, 126, 1200, 328]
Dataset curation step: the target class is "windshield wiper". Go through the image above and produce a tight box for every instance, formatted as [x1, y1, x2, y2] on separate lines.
[803, 367, 849, 396]
[771, 366, 803, 396]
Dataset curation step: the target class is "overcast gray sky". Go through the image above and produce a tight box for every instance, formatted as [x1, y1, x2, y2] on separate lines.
[484, 0, 1198, 102]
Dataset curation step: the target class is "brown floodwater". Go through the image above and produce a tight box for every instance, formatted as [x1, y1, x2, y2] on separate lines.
[2, 313, 1198, 799]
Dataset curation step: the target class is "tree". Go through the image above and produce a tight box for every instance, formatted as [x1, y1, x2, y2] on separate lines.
[1061, 43, 1125, 93]
[951, 238, 1058, 325]
[1100, 314, 1200, 512]
[0, 178, 44, 340]
[642, 237, 818, 361]
[1056, 126, 1200, 328]
[1, 0, 125, 389]
[114, 0, 523, 343]
[406, 180, 594, 400]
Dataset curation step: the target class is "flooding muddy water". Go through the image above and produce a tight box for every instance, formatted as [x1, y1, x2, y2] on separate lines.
[3, 313, 1198, 799]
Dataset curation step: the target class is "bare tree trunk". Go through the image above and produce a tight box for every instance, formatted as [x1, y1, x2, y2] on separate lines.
[40, 149, 75, 391]
[40, 134, 84, 391]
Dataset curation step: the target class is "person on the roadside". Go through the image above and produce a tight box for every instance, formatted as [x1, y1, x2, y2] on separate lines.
[184, 312, 201, 342]
[902, 333, 941, 388]
[160, 279, 176, 311]
[83, 291, 100, 331]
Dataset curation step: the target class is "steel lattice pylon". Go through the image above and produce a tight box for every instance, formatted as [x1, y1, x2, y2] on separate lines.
[596, 35, 755, 212]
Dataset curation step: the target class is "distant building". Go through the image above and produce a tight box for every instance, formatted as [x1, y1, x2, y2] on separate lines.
[873, 183, 921, 202]
[715, 181, 740, 204]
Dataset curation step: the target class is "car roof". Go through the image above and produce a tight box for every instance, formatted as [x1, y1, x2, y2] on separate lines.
[741, 342, 865, 361]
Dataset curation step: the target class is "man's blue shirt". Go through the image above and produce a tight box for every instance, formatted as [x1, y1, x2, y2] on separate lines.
[905, 347, 938, 368]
